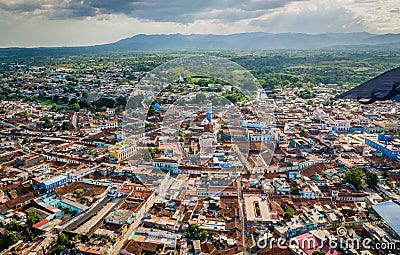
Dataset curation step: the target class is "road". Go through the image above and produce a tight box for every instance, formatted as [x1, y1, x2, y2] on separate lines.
[71, 112, 78, 130]
[64, 197, 111, 232]
[110, 176, 174, 255]
[237, 176, 249, 254]
[74, 197, 125, 237]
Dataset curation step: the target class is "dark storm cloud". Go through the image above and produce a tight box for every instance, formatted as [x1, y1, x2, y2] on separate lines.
[0, 0, 303, 22]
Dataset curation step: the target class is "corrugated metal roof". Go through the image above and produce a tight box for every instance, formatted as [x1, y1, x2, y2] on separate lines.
[373, 200, 400, 237]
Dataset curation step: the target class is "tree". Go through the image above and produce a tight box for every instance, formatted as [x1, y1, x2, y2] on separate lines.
[199, 229, 208, 240]
[382, 170, 389, 179]
[82, 91, 88, 99]
[61, 96, 69, 104]
[143, 148, 156, 161]
[283, 209, 293, 220]
[116, 96, 127, 107]
[147, 106, 155, 117]
[296, 90, 316, 99]
[61, 121, 70, 130]
[291, 186, 300, 195]
[50, 245, 66, 255]
[71, 234, 81, 243]
[42, 116, 52, 129]
[73, 188, 84, 197]
[69, 98, 78, 105]
[366, 172, 379, 187]
[92, 97, 115, 108]
[7, 221, 21, 231]
[3, 231, 22, 247]
[223, 89, 247, 104]
[312, 251, 325, 255]
[343, 167, 365, 190]
[78, 99, 91, 109]
[186, 224, 208, 240]
[71, 103, 80, 111]
[26, 229, 38, 242]
[128, 94, 144, 108]
[27, 211, 39, 226]
[58, 233, 69, 246]
[50, 105, 59, 112]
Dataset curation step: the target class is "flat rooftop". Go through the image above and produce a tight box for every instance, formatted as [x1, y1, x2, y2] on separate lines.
[373, 200, 400, 237]
[130, 230, 177, 247]
[244, 196, 273, 222]
[42, 174, 67, 186]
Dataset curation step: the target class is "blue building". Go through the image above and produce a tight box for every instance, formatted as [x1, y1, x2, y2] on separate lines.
[36, 175, 68, 191]
[365, 134, 400, 161]
[349, 126, 364, 133]
[287, 169, 301, 181]
[153, 158, 179, 174]
[206, 102, 212, 121]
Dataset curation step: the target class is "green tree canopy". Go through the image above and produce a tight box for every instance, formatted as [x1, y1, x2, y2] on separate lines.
[78, 99, 91, 109]
[186, 224, 208, 240]
[58, 233, 69, 246]
[73, 188, 84, 197]
[366, 171, 379, 187]
[50, 245, 66, 255]
[42, 116, 53, 129]
[283, 209, 293, 220]
[382, 170, 389, 179]
[116, 96, 127, 107]
[343, 167, 365, 190]
[1, 231, 22, 249]
[92, 97, 115, 108]
[69, 98, 78, 105]
[27, 211, 39, 226]
[291, 186, 300, 195]
[61, 121, 70, 130]
[7, 221, 21, 232]
[71, 103, 80, 112]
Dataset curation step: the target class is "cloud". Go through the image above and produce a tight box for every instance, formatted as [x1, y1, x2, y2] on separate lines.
[0, 0, 303, 22]
[348, 0, 400, 33]
[0, 12, 261, 47]
[0, 0, 398, 47]
[0, 1, 40, 13]
[250, 0, 366, 34]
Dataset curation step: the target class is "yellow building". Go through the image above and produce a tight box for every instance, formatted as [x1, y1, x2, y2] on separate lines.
[110, 142, 137, 162]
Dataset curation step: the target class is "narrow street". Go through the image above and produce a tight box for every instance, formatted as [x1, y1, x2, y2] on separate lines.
[110, 176, 174, 255]
[237, 176, 248, 254]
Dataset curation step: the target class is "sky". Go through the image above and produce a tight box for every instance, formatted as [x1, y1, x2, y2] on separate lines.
[0, 0, 399, 47]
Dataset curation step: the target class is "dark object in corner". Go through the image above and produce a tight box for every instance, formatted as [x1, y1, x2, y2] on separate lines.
[335, 66, 400, 104]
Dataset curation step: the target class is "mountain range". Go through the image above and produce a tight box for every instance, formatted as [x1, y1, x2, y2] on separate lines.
[94, 32, 400, 50]
[1, 32, 400, 56]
